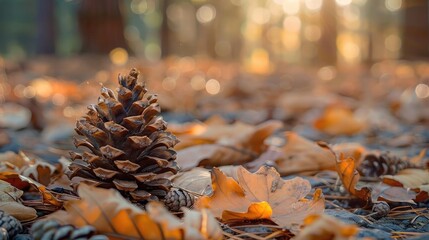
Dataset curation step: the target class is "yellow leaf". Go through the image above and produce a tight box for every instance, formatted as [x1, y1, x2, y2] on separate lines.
[222, 201, 272, 221]
[314, 105, 365, 135]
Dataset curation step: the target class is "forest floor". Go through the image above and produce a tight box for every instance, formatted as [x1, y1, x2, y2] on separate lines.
[0, 57, 428, 239]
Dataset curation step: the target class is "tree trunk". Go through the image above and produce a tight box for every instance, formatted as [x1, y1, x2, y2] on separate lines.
[402, 0, 429, 60]
[78, 0, 128, 54]
[36, 0, 55, 54]
[318, 0, 337, 65]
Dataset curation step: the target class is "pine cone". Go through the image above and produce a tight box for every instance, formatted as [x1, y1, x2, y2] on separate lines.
[31, 220, 108, 240]
[68, 69, 179, 201]
[163, 188, 194, 211]
[358, 151, 412, 177]
[0, 210, 22, 239]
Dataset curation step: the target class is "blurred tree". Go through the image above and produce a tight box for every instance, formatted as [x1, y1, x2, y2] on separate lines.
[318, 0, 337, 65]
[161, 0, 172, 57]
[36, 0, 55, 54]
[78, 0, 128, 53]
[402, 0, 429, 59]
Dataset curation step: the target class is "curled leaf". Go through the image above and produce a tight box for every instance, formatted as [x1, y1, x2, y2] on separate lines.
[335, 154, 370, 201]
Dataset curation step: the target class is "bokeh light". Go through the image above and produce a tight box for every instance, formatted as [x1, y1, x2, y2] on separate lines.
[109, 48, 129, 66]
[415, 83, 429, 99]
[205, 79, 220, 95]
[385, 0, 402, 11]
[196, 4, 216, 24]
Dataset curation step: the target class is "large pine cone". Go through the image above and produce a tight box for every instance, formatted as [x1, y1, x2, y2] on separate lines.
[358, 151, 412, 177]
[68, 69, 179, 201]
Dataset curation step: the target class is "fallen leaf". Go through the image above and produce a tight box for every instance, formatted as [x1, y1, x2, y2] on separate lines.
[295, 214, 358, 240]
[175, 120, 282, 170]
[382, 169, 429, 202]
[314, 105, 365, 135]
[275, 132, 336, 175]
[0, 171, 62, 207]
[382, 169, 429, 188]
[370, 183, 416, 204]
[335, 154, 370, 201]
[196, 166, 324, 233]
[21, 161, 57, 186]
[0, 180, 37, 221]
[176, 144, 256, 171]
[48, 184, 221, 239]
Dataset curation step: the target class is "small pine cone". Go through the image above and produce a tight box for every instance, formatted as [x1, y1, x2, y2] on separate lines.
[372, 201, 390, 218]
[0, 210, 23, 238]
[163, 188, 194, 211]
[358, 151, 413, 177]
[31, 220, 108, 240]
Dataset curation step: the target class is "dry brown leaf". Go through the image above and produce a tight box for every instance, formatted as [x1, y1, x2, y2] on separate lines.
[49, 184, 221, 240]
[176, 120, 282, 170]
[21, 161, 57, 186]
[275, 132, 336, 175]
[382, 169, 429, 202]
[335, 154, 370, 201]
[314, 105, 365, 135]
[295, 214, 358, 240]
[370, 183, 416, 204]
[0, 171, 62, 207]
[0, 180, 37, 221]
[382, 169, 429, 188]
[196, 166, 324, 233]
[176, 144, 256, 171]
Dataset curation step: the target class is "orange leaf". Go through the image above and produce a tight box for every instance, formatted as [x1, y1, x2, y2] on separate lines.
[314, 105, 365, 136]
[196, 166, 324, 233]
[335, 154, 370, 201]
[48, 184, 221, 240]
[222, 201, 273, 221]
